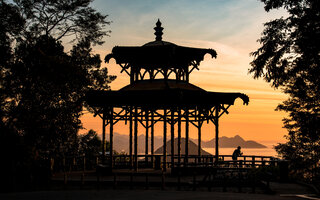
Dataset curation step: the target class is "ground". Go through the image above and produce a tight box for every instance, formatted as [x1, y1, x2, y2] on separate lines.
[1, 182, 318, 200]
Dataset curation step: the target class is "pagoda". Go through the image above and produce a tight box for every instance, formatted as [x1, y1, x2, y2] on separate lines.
[86, 20, 249, 171]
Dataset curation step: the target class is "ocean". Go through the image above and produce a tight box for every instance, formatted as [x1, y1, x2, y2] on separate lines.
[203, 144, 278, 157]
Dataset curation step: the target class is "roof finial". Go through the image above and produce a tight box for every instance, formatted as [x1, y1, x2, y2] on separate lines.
[154, 19, 163, 41]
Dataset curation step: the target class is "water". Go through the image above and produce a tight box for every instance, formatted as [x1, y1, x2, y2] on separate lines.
[203, 145, 278, 157]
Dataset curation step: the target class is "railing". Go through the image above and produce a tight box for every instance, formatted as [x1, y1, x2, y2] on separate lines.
[51, 154, 285, 191]
[218, 155, 279, 168]
[51, 154, 280, 174]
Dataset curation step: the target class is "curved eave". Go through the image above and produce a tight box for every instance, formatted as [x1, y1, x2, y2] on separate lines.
[119, 80, 205, 92]
[86, 90, 249, 108]
[104, 45, 217, 68]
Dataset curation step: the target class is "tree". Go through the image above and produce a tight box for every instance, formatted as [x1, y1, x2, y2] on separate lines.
[78, 130, 102, 155]
[249, 0, 320, 180]
[0, 1, 24, 129]
[0, 2, 27, 191]
[12, 0, 110, 44]
[0, 0, 115, 189]
[77, 129, 104, 169]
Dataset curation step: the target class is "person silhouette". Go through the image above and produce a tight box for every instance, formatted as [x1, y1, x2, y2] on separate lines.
[232, 146, 242, 161]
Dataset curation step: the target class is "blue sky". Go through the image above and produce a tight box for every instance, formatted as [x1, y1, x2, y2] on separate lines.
[91, 0, 285, 49]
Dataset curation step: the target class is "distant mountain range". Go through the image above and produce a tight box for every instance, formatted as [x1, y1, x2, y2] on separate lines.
[111, 133, 266, 154]
[191, 135, 267, 149]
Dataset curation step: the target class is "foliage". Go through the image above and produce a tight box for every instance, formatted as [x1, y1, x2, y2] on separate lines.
[77, 129, 104, 169]
[250, 0, 320, 180]
[0, 0, 115, 190]
[12, 0, 111, 45]
[78, 129, 101, 156]
[9, 36, 84, 157]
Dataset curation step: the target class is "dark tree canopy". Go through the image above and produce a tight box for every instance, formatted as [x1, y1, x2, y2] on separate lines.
[0, 0, 115, 190]
[250, 0, 320, 179]
[13, 0, 110, 44]
[250, 0, 320, 88]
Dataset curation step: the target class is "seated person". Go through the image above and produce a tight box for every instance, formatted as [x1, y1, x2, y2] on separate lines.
[232, 146, 243, 161]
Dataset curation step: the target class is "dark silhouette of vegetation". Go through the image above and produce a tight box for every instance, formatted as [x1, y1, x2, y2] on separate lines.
[77, 129, 102, 169]
[0, 0, 115, 191]
[250, 0, 320, 180]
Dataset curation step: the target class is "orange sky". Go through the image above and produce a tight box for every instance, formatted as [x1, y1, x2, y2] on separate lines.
[79, 0, 288, 144]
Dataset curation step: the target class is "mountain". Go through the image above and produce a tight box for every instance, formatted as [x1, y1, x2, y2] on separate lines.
[154, 138, 211, 155]
[198, 135, 267, 148]
[113, 132, 163, 153]
[111, 133, 267, 153]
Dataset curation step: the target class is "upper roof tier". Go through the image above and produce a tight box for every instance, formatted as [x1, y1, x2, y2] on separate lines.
[105, 19, 217, 69]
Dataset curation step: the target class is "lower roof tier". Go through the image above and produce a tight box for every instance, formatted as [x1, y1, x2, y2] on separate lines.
[86, 80, 249, 108]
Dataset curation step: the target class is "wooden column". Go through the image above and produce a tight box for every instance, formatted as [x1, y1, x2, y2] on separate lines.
[178, 109, 181, 167]
[198, 113, 202, 157]
[150, 70, 154, 80]
[163, 109, 167, 171]
[130, 66, 134, 84]
[102, 112, 106, 163]
[145, 110, 149, 166]
[185, 109, 189, 165]
[215, 105, 219, 164]
[134, 107, 138, 171]
[164, 69, 168, 80]
[171, 109, 175, 169]
[109, 107, 114, 168]
[151, 111, 154, 164]
[185, 67, 189, 82]
[129, 107, 133, 169]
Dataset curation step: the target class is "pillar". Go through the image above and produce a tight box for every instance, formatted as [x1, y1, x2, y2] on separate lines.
[109, 107, 114, 167]
[163, 109, 167, 171]
[151, 111, 154, 164]
[185, 67, 189, 82]
[129, 107, 133, 169]
[198, 114, 201, 157]
[171, 109, 175, 169]
[215, 105, 219, 164]
[185, 109, 189, 165]
[130, 67, 134, 84]
[134, 107, 138, 171]
[178, 109, 181, 167]
[145, 110, 149, 165]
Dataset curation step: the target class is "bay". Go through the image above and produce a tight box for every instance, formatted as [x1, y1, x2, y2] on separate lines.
[203, 144, 278, 158]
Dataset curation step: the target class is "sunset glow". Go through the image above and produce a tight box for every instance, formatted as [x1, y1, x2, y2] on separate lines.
[80, 0, 288, 144]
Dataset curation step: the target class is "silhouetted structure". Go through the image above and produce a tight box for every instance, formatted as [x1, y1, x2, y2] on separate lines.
[86, 20, 249, 171]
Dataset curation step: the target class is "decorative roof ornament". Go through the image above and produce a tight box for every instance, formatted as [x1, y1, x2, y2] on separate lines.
[154, 19, 164, 41]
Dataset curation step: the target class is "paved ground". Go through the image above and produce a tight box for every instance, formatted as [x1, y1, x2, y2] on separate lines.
[1, 171, 319, 200]
[1, 182, 319, 200]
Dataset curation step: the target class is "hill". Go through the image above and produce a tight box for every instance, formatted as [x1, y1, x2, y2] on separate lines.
[154, 138, 211, 155]
[198, 135, 267, 148]
[113, 132, 163, 153]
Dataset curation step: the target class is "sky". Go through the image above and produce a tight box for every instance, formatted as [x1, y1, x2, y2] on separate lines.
[80, 0, 289, 144]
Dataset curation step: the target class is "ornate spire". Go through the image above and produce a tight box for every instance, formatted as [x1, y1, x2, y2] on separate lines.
[154, 19, 164, 41]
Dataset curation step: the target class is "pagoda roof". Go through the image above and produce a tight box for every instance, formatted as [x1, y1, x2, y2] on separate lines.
[87, 20, 249, 109]
[105, 44, 216, 69]
[86, 80, 249, 108]
[120, 79, 205, 92]
[105, 19, 216, 69]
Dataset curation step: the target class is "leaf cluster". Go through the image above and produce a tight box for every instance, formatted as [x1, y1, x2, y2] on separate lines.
[13, 0, 111, 44]
[250, 0, 320, 180]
